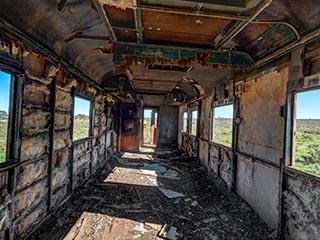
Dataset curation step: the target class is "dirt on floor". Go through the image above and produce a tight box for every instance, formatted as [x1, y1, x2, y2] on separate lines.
[30, 148, 274, 240]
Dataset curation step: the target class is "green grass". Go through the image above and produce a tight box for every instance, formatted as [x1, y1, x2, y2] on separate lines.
[143, 118, 151, 144]
[213, 118, 233, 147]
[73, 119, 90, 141]
[294, 119, 320, 175]
[0, 121, 8, 163]
[191, 118, 197, 136]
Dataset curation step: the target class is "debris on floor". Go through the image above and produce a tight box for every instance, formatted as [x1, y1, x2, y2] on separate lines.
[158, 187, 186, 199]
[158, 224, 179, 240]
[30, 148, 273, 240]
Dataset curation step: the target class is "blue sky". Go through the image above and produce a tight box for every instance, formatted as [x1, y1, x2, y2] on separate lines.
[144, 109, 152, 118]
[0, 71, 10, 113]
[1, 71, 320, 119]
[74, 97, 90, 115]
[296, 90, 320, 119]
[215, 105, 233, 119]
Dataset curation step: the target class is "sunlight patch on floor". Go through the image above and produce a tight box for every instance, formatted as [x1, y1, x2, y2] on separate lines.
[64, 212, 163, 240]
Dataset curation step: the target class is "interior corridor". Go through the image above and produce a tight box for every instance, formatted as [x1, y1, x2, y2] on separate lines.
[31, 148, 272, 240]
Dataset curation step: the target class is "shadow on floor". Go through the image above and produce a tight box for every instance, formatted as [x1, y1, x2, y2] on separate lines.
[30, 148, 273, 240]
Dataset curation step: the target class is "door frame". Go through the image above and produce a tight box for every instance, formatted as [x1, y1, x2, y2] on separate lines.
[141, 107, 159, 147]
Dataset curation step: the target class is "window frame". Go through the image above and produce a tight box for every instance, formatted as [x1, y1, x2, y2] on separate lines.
[190, 110, 198, 136]
[72, 91, 95, 143]
[182, 111, 188, 133]
[0, 67, 23, 170]
[285, 75, 320, 179]
[0, 54, 25, 172]
[210, 103, 234, 148]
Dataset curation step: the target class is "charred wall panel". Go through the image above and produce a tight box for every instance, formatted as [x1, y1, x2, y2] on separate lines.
[198, 97, 212, 166]
[12, 71, 53, 238]
[120, 103, 141, 151]
[199, 140, 209, 166]
[159, 106, 178, 147]
[208, 144, 233, 188]
[199, 97, 212, 140]
[0, 35, 115, 239]
[283, 174, 320, 240]
[209, 144, 219, 174]
[177, 105, 187, 148]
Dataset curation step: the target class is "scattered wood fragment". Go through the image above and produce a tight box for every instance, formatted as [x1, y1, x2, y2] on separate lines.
[201, 228, 218, 240]
[202, 217, 218, 224]
[105, 203, 143, 210]
[158, 187, 185, 199]
[158, 224, 179, 240]
[94, 182, 119, 187]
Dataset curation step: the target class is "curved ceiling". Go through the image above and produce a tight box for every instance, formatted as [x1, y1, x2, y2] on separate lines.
[0, 0, 113, 84]
[0, 0, 319, 98]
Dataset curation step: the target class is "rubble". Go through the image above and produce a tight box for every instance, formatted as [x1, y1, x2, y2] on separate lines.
[30, 149, 273, 240]
[158, 188, 186, 199]
[158, 224, 179, 240]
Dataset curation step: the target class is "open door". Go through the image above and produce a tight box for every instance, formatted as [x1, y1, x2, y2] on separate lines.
[142, 108, 158, 146]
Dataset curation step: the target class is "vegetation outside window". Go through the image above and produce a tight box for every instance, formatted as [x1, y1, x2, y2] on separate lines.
[212, 105, 233, 147]
[73, 96, 93, 141]
[293, 89, 320, 176]
[191, 111, 198, 136]
[182, 112, 187, 132]
[0, 71, 11, 163]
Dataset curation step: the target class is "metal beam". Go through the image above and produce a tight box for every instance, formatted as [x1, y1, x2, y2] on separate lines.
[133, 0, 143, 43]
[139, 5, 248, 21]
[63, 30, 111, 42]
[253, 32, 296, 59]
[215, 0, 272, 49]
[182, 0, 249, 8]
[92, 0, 117, 42]
[255, 28, 320, 68]
[244, 23, 282, 50]
[251, 20, 300, 41]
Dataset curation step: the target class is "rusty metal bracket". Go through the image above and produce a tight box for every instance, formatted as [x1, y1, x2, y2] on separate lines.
[279, 104, 287, 118]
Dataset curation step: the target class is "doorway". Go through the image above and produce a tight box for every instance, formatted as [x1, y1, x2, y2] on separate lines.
[142, 108, 158, 146]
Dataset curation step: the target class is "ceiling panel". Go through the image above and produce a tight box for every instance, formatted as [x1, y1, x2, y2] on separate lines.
[231, 23, 297, 60]
[105, 6, 135, 29]
[143, 30, 214, 47]
[114, 29, 137, 42]
[142, 10, 230, 38]
[139, 0, 262, 16]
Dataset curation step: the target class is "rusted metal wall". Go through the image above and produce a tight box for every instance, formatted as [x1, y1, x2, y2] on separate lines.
[238, 69, 288, 163]
[198, 97, 212, 167]
[0, 36, 115, 239]
[120, 103, 141, 151]
[179, 67, 289, 229]
[280, 45, 320, 240]
[177, 105, 187, 147]
[236, 153, 279, 229]
[235, 69, 288, 229]
[158, 106, 178, 148]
